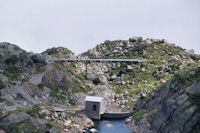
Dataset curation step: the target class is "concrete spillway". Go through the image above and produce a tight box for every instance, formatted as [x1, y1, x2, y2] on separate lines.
[101, 112, 134, 119]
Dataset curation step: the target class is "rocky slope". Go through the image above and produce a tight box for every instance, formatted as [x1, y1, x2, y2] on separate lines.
[0, 37, 200, 133]
[126, 67, 200, 133]
[0, 43, 93, 133]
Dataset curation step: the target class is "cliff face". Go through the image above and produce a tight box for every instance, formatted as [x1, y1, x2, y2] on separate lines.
[127, 67, 200, 133]
[0, 37, 199, 133]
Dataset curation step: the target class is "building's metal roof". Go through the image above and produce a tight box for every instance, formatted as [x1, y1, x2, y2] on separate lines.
[85, 96, 103, 102]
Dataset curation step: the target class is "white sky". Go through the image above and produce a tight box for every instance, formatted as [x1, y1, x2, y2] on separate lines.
[0, 0, 200, 54]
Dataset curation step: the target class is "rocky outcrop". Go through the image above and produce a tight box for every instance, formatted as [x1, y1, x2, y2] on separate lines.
[127, 67, 200, 133]
[43, 47, 75, 59]
[31, 54, 46, 63]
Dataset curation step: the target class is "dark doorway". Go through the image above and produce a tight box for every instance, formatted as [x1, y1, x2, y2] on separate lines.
[93, 104, 97, 111]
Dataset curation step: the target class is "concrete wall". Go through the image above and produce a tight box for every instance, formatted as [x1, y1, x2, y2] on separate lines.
[85, 101, 101, 119]
[101, 112, 134, 119]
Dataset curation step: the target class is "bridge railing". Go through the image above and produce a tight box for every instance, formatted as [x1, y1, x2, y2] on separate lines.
[48, 58, 142, 63]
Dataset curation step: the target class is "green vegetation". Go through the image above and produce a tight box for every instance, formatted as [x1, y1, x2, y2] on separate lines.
[37, 83, 45, 89]
[0, 98, 6, 102]
[46, 122, 53, 128]
[65, 105, 78, 110]
[132, 109, 151, 124]
[21, 76, 30, 83]
[35, 62, 47, 73]
[64, 49, 72, 55]
[127, 101, 138, 110]
[188, 93, 200, 113]
[69, 98, 75, 105]
[72, 80, 89, 94]
[173, 67, 200, 88]
[0, 78, 4, 89]
[4, 67, 21, 80]
[137, 37, 143, 43]
[4, 55, 17, 65]
[49, 87, 66, 100]
[66, 111, 75, 117]
[27, 60, 34, 66]
[103, 39, 200, 99]
[8, 122, 21, 133]
[42, 47, 73, 58]
[114, 85, 124, 94]
[0, 108, 25, 121]
[27, 105, 45, 119]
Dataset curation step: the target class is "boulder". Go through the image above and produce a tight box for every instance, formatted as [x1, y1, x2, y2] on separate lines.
[31, 54, 46, 63]
[0, 130, 5, 133]
[110, 75, 117, 80]
[94, 75, 108, 85]
[129, 37, 138, 42]
[127, 65, 134, 71]
[64, 120, 71, 126]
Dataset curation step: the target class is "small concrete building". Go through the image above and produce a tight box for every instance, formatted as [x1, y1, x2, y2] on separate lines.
[85, 96, 103, 120]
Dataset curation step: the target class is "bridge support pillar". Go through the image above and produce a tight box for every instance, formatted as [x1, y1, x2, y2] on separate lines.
[85, 62, 88, 79]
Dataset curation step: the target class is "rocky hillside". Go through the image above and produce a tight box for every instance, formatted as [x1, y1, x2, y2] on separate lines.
[0, 37, 200, 133]
[127, 67, 200, 133]
[0, 43, 93, 133]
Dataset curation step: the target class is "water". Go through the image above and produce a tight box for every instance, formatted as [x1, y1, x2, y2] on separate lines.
[95, 119, 132, 133]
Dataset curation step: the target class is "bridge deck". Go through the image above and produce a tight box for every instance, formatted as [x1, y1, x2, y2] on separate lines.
[48, 58, 141, 62]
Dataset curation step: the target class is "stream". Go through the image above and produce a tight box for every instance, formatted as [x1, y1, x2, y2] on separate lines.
[95, 119, 132, 133]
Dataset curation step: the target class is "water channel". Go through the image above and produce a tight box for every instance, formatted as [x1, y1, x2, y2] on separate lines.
[95, 119, 132, 133]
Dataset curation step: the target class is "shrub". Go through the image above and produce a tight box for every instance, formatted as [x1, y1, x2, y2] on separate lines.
[27, 60, 34, 66]
[64, 49, 72, 55]
[0, 78, 4, 89]
[46, 123, 53, 128]
[0, 98, 6, 102]
[4, 55, 17, 65]
[137, 37, 143, 43]
[8, 122, 21, 133]
[4, 67, 21, 80]
[37, 83, 45, 89]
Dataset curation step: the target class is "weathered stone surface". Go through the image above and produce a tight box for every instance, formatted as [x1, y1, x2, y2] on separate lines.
[31, 54, 46, 63]
[29, 74, 43, 85]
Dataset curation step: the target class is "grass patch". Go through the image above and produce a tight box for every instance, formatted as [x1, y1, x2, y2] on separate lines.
[4, 67, 21, 80]
[66, 112, 75, 117]
[132, 109, 151, 124]
[115, 85, 124, 94]
[8, 122, 21, 133]
[65, 105, 78, 110]
[27, 105, 45, 119]
[127, 101, 137, 110]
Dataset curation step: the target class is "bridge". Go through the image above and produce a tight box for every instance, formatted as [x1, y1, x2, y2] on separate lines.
[48, 58, 141, 63]
[49, 58, 142, 80]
